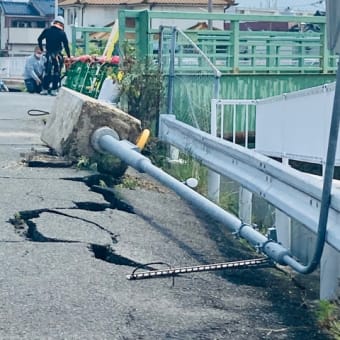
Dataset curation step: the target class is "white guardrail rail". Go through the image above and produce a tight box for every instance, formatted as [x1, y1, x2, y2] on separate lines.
[158, 114, 340, 252]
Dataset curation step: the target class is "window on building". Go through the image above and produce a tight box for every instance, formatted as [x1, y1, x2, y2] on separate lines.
[11, 21, 32, 28]
[67, 8, 78, 25]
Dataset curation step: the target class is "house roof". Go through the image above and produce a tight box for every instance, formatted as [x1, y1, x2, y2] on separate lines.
[0, 1, 39, 16]
[59, 0, 235, 6]
[0, 0, 56, 16]
[30, 0, 57, 16]
[90, 20, 115, 40]
[188, 21, 221, 30]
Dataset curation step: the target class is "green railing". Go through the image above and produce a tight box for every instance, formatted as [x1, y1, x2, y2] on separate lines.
[70, 11, 336, 74]
[118, 10, 337, 74]
[71, 26, 112, 56]
[68, 11, 337, 135]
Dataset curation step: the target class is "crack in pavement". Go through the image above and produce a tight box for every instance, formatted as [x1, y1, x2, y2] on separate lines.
[90, 244, 152, 268]
[89, 185, 134, 213]
[9, 207, 119, 243]
[7, 207, 149, 269]
[63, 175, 134, 213]
[5, 173, 150, 269]
[61, 174, 119, 188]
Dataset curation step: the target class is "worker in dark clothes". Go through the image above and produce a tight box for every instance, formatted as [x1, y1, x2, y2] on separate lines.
[37, 16, 71, 96]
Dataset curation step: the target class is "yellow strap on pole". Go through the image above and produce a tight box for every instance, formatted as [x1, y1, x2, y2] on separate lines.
[136, 129, 151, 150]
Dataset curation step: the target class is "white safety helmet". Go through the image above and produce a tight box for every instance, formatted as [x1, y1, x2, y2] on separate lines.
[53, 16, 65, 26]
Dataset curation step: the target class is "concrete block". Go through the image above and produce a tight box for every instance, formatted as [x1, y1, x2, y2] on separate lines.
[41, 87, 142, 177]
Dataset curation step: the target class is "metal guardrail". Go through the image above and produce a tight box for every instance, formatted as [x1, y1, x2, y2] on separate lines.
[158, 114, 340, 254]
[91, 125, 336, 274]
[91, 127, 293, 269]
[211, 98, 256, 147]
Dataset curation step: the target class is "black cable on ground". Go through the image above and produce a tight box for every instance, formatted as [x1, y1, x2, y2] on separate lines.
[27, 109, 50, 116]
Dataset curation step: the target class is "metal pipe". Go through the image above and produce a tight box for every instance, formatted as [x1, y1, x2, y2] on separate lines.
[297, 60, 340, 274]
[92, 127, 291, 266]
[158, 26, 164, 70]
[166, 27, 176, 115]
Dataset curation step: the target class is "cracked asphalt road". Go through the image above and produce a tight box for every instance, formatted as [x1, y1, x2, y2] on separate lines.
[0, 92, 331, 339]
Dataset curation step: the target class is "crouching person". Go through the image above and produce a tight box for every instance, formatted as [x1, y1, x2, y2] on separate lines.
[23, 46, 44, 94]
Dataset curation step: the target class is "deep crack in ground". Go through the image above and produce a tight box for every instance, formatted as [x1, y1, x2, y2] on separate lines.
[6, 174, 144, 268]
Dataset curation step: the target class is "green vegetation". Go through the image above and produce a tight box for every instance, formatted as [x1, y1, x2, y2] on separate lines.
[99, 179, 107, 188]
[163, 154, 205, 190]
[119, 43, 164, 131]
[117, 176, 139, 190]
[162, 152, 239, 214]
[74, 43, 105, 57]
[316, 300, 340, 339]
[76, 156, 96, 171]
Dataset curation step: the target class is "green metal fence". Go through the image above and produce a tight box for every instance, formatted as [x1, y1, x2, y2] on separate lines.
[118, 10, 337, 75]
[71, 26, 112, 56]
[116, 10, 336, 133]
[69, 11, 337, 133]
[70, 11, 336, 74]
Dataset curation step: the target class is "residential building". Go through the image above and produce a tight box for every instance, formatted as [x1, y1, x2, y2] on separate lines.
[59, 0, 236, 37]
[0, 0, 59, 56]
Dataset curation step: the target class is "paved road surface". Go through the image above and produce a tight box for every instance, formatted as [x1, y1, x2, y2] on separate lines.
[0, 91, 329, 339]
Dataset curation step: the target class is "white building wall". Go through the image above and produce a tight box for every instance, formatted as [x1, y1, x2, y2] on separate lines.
[83, 7, 118, 27]
[8, 28, 41, 45]
[63, 5, 119, 41]
[61, 4, 227, 40]
[255, 83, 338, 165]
[137, 5, 225, 30]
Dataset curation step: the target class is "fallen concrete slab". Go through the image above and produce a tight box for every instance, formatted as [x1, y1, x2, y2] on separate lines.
[41, 87, 142, 177]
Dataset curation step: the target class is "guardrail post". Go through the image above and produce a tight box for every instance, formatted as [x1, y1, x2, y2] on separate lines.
[320, 244, 339, 300]
[209, 99, 220, 202]
[239, 187, 252, 224]
[275, 209, 291, 250]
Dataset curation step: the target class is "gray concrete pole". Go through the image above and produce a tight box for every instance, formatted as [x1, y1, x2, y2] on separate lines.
[55, 0, 58, 18]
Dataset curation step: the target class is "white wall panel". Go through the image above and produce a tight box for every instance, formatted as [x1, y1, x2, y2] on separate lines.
[256, 83, 338, 164]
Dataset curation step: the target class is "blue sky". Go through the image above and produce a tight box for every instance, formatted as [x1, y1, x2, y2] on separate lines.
[235, 0, 325, 12]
